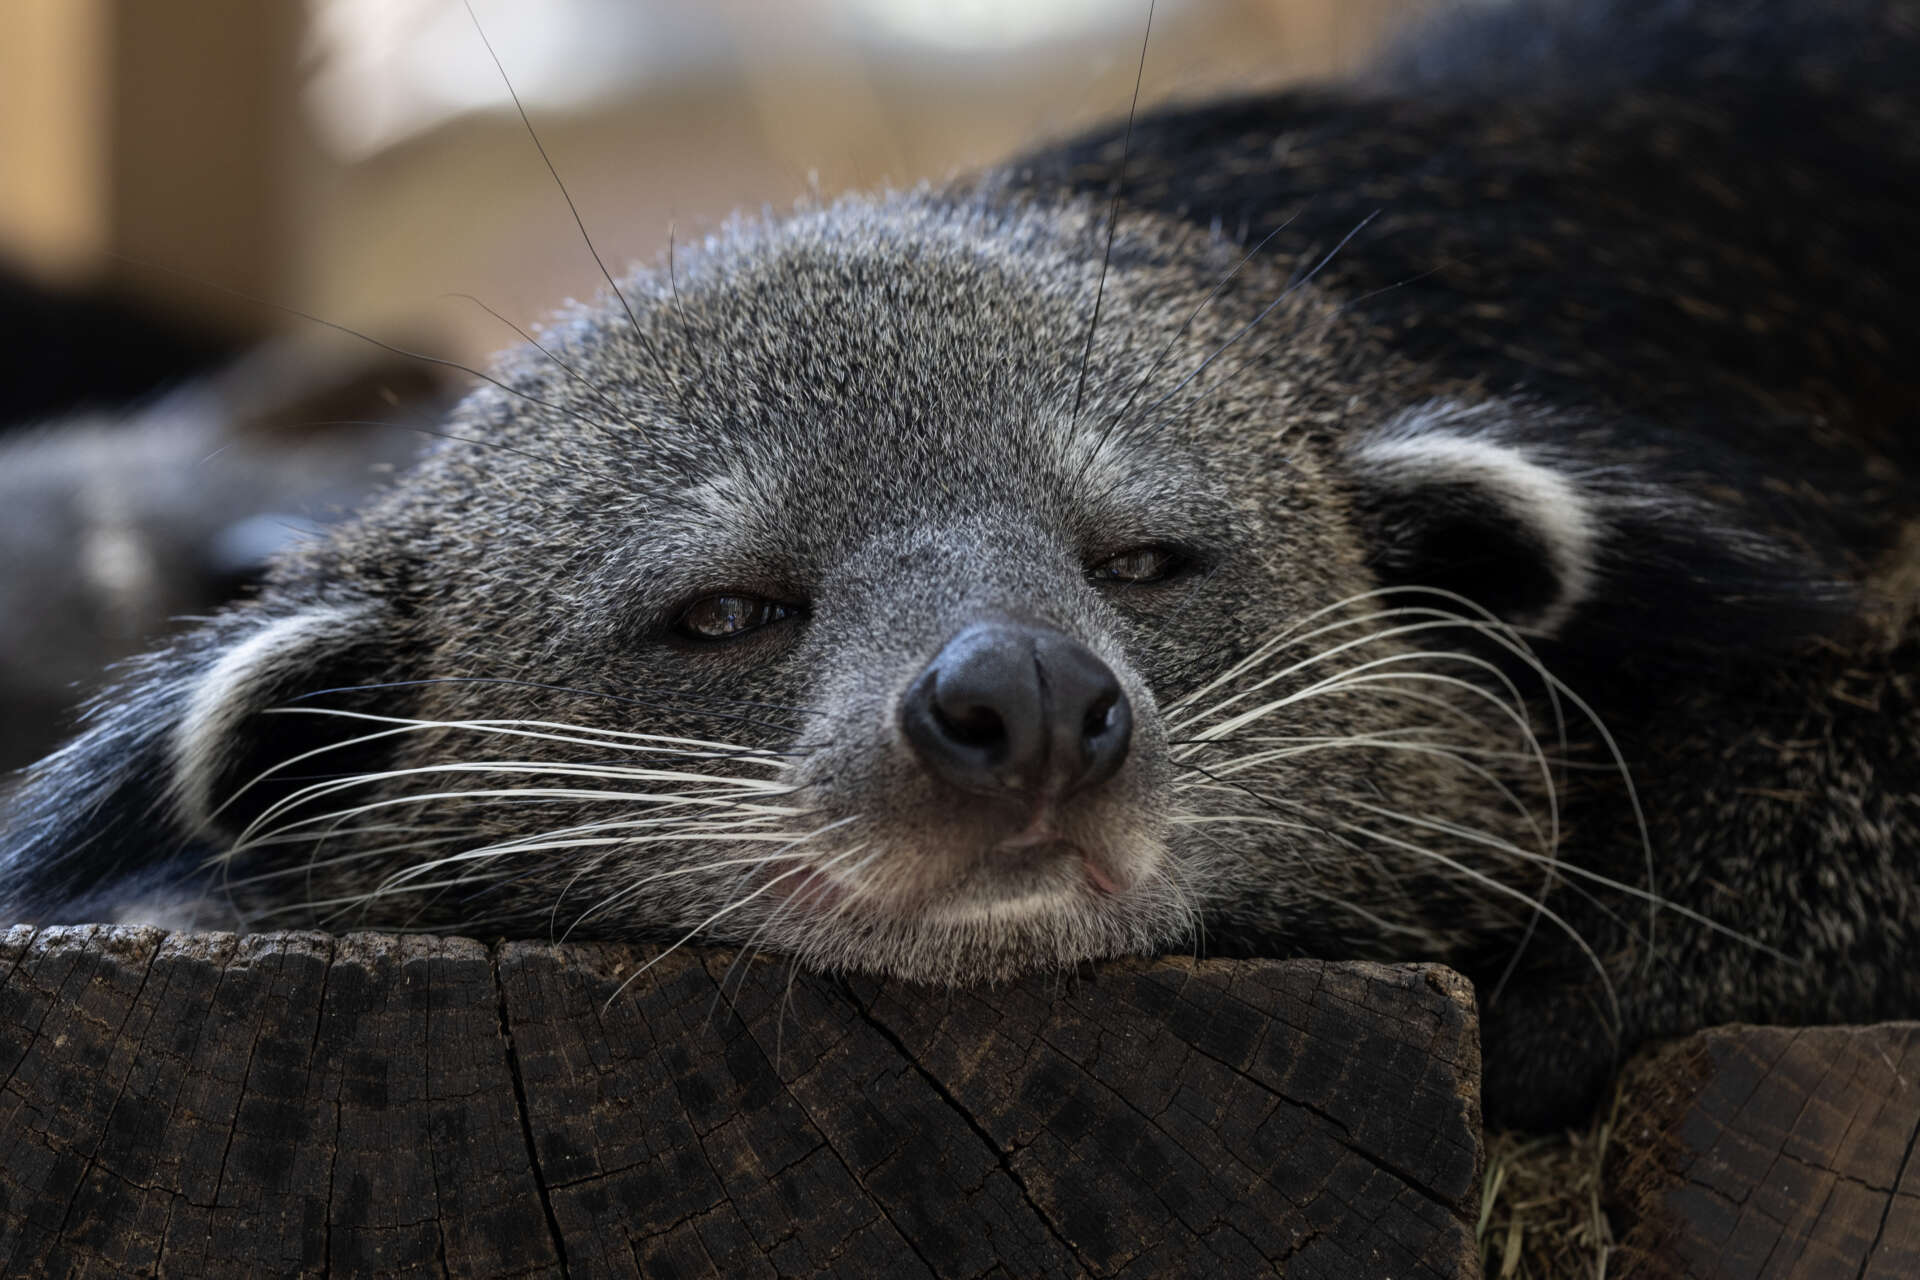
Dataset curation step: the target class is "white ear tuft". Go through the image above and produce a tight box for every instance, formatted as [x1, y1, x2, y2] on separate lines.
[169, 604, 377, 830]
[1348, 400, 1601, 634]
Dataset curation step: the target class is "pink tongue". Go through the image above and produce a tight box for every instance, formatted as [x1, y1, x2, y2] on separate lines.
[1082, 856, 1125, 896]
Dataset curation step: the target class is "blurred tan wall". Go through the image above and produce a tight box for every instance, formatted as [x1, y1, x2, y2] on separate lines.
[0, 0, 304, 338]
[0, 0, 1425, 364]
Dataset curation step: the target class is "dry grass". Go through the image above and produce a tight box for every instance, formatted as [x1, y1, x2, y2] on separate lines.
[1477, 1085, 1624, 1279]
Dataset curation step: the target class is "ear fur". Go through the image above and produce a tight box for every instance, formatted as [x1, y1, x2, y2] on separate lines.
[0, 599, 402, 924]
[1349, 411, 1600, 633]
[1346, 398, 1856, 652]
[168, 605, 385, 832]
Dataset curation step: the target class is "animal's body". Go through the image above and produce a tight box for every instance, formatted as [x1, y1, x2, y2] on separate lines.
[4, 0, 1917, 1126]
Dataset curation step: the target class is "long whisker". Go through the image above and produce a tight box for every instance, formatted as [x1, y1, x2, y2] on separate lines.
[462, 0, 686, 442]
[600, 820, 868, 1009]
[249, 814, 827, 927]
[101, 249, 642, 476]
[1082, 214, 1300, 483]
[231, 773, 800, 860]
[1175, 816, 1434, 942]
[286, 675, 814, 732]
[708, 828, 862, 1023]
[225, 811, 794, 900]
[278, 419, 610, 505]
[442, 290, 632, 428]
[1174, 733, 1550, 869]
[1166, 595, 1596, 945]
[545, 807, 819, 940]
[1186, 758, 1621, 1033]
[1338, 797, 1786, 961]
[559, 831, 836, 941]
[1178, 658, 1557, 837]
[1068, 0, 1156, 436]
[265, 708, 802, 763]
[1170, 733, 1612, 769]
[1163, 584, 1687, 996]
[215, 709, 802, 842]
[1170, 615, 1535, 732]
[1167, 587, 1651, 936]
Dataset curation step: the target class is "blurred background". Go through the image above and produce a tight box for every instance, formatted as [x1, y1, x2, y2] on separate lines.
[0, 0, 1428, 771]
[0, 0, 1427, 362]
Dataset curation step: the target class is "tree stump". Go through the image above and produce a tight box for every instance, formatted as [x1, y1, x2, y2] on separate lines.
[0, 926, 1482, 1278]
[1606, 1023, 1920, 1278]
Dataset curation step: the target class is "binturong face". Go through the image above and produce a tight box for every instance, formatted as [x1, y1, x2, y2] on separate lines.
[53, 191, 1612, 986]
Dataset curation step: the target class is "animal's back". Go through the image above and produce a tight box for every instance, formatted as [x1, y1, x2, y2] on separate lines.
[1023, 0, 1920, 443]
[1006, 0, 1920, 1117]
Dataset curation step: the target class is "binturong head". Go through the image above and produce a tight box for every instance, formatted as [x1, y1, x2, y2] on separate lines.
[0, 187, 1824, 993]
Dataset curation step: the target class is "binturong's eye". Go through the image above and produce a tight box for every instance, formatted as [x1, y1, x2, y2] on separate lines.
[1088, 546, 1185, 585]
[675, 594, 802, 642]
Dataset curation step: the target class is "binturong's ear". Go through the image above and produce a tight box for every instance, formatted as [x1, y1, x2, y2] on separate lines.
[0, 599, 407, 925]
[167, 603, 407, 839]
[1344, 399, 1857, 649]
[1347, 403, 1599, 634]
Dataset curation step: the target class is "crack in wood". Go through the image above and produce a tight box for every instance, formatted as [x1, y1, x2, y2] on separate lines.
[1856, 1101, 1920, 1280]
[490, 947, 571, 1276]
[847, 982, 1088, 1274]
[3, 931, 1486, 1278]
[48, 930, 166, 1245]
[1608, 1023, 1920, 1278]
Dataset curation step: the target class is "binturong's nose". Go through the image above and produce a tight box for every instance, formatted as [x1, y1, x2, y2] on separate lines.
[900, 621, 1133, 800]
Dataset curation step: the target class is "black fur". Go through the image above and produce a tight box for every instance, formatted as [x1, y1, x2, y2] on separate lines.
[1012, 0, 1918, 655]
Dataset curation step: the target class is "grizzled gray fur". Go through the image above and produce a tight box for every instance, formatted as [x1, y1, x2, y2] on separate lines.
[4, 0, 1917, 1126]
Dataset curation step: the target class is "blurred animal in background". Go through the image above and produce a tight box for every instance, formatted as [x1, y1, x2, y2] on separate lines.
[0, 264, 439, 772]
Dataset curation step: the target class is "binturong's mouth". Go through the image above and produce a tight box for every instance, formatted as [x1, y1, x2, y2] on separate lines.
[741, 610, 1167, 982]
[994, 818, 1134, 896]
[720, 612, 1185, 985]
[877, 615, 1154, 922]
[768, 827, 1136, 926]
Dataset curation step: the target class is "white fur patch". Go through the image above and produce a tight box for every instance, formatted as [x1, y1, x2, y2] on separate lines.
[924, 886, 1075, 928]
[1352, 401, 1600, 634]
[169, 605, 370, 831]
[110, 889, 242, 933]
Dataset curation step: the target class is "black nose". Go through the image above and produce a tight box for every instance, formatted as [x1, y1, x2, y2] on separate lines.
[900, 621, 1133, 799]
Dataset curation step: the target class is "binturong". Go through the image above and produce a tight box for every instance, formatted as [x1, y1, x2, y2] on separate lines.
[4, 0, 1919, 1128]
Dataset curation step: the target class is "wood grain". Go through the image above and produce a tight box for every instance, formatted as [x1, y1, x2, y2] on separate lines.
[0, 927, 1481, 1278]
[1606, 1023, 1920, 1279]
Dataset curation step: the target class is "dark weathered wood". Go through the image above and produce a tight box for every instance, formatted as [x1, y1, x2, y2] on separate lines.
[0, 928, 1482, 1278]
[0, 928, 561, 1278]
[1605, 1023, 1920, 1279]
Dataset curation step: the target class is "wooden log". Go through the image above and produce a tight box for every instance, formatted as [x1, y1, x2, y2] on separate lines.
[0, 927, 1482, 1278]
[1605, 1023, 1920, 1278]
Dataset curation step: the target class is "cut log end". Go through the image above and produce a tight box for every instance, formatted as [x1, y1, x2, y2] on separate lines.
[0, 926, 1483, 1278]
[1606, 1023, 1920, 1279]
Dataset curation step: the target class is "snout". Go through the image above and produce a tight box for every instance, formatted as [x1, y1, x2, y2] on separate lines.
[900, 620, 1133, 800]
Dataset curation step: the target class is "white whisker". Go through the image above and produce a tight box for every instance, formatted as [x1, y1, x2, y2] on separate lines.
[208, 707, 799, 832]
[1175, 585, 1656, 955]
[268, 706, 803, 763]
[1341, 796, 1785, 961]
[560, 813, 859, 940]
[600, 820, 869, 1009]
[230, 765, 801, 854]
